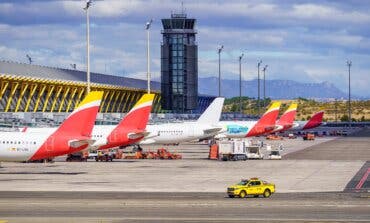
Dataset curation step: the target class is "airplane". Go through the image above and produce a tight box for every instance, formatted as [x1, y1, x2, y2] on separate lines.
[271, 103, 298, 133]
[21, 94, 155, 150]
[0, 91, 103, 162]
[291, 111, 325, 131]
[216, 101, 282, 138]
[139, 97, 225, 145]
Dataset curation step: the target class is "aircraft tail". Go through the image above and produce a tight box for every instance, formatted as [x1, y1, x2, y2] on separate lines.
[277, 103, 298, 127]
[303, 111, 324, 130]
[246, 101, 281, 137]
[109, 93, 154, 135]
[197, 97, 225, 124]
[53, 91, 103, 137]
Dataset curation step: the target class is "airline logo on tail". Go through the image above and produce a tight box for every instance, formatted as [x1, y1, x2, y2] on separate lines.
[246, 101, 281, 137]
[275, 103, 298, 132]
[30, 91, 103, 160]
[104, 93, 154, 149]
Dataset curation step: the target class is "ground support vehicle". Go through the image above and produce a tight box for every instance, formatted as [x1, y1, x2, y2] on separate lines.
[227, 178, 275, 198]
[66, 150, 89, 162]
[266, 134, 283, 140]
[218, 140, 247, 161]
[246, 145, 263, 159]
[303, 133, 315, 140]
[89, 150, 114, 162]
[266, 145, 282, 160]
[266, 149, 282, 160]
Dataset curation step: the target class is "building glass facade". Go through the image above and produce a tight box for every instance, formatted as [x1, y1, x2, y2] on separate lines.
[161, 13, 198, 112]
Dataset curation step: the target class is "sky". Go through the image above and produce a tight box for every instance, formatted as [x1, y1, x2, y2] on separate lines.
[0, 0, 369, 98]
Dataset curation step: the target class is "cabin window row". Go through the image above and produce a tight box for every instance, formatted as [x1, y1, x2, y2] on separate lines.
[92, 135, 103, 138]
[158, 130, 184, 134]
[1, 141, 37, 145]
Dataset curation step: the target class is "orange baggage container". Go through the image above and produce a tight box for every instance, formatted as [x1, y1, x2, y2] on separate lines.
[209, 144, 219, 160]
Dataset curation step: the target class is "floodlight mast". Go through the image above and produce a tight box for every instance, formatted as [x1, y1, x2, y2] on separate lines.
[26, 54, 32, 64]
[239, 53, 244, 114]
[347, 60, 352, 128]
[257, 60, 262, 115]
[262, 65, 268, 108]
[84, 0, 92, 94]
[218, 45, 224, 97]
[146, 19, 153, 94]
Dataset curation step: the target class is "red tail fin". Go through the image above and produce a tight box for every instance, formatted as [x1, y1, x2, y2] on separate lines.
[246, 101, 281, 137]
[277, 103, 298, 129]
[303, 111, 324, 130]
[54, 91, 103, 137]
[107, 94, 154, 141]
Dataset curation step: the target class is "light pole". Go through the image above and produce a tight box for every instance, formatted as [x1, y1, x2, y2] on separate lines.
[257, 60, 262, 115]
[335, 99, 338, 123]
[84, 0, 92, 94]
[218, 45, 224, 97]
[26, 54, 33, 64]
[262, 65, 268, 108]
[239, 53, 244, 114]
[347, 60, 352, 128]
[145, 19, 153, 94]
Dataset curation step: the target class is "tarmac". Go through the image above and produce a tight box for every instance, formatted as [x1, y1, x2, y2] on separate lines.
[0, 127, 369, 222]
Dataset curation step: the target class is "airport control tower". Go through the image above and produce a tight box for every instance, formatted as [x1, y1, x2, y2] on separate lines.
[161, 12, 198, 112]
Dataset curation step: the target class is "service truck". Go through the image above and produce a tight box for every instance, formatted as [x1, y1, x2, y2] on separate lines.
[218, 140, 247, 161]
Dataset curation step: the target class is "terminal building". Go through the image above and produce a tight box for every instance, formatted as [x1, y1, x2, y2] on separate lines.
[161, 12, 198, 112]
[0, 60, 214, 114]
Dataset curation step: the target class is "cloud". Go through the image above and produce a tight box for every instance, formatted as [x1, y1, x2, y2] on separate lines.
[0, 0, 369, 97]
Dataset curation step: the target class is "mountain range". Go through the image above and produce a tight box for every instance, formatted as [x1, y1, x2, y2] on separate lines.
[197, 77, 352, 100]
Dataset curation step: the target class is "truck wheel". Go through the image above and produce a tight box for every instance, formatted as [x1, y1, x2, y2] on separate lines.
[263, 189, 271, 198]
[239, 190, 246, 198]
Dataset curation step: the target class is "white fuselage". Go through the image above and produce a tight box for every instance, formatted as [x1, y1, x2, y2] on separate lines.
[20, 126, 116, 149]
[140, 122, 221, 145]
[216, 121, 257, 138]
[0, 132, 48, 161]
[20, 122, 222, 146]
[290, 121, 307, 131]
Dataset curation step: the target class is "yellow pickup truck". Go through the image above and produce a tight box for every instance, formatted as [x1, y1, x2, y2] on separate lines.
[227, 178, 275, 198]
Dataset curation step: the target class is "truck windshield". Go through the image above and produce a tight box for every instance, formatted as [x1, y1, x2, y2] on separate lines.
[238, 180, 249, 186]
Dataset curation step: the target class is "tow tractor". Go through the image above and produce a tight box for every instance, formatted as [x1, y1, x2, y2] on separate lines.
[266, 145, 282, 160]
[88, 150, 115, 162]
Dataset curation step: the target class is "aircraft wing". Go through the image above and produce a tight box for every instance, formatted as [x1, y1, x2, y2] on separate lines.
[68, 139, 95, 148]
[273, 125, 284, 132]
[203, 127, 223, 135]
[264, 125, 276, 132]
[128, 131, 150, 140]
